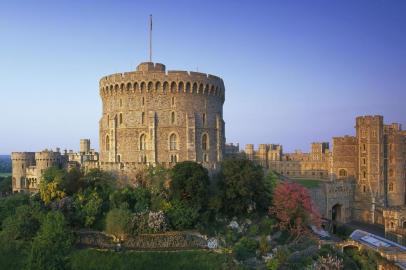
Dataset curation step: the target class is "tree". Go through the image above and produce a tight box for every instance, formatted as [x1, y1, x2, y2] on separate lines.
[233, 237, 258, 261]
[169, 161, 210, 210]
[28, 211, 73, 270]
[217, 157, 269, 217]
[166, 200, 199, 230]
[105, 208, 132, 241]
[0, 193, 30, 227]
[73, 190, 103, 228]
[1, 204, 42, 241]
[0, 176, 12, 195]
[269, 182, 320, 239]
[40, 167, 67, 205]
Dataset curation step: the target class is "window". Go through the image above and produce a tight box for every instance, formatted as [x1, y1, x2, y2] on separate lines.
[117, 155, 121, 163]
[141, 112, 145, 124]
[202, 134, 208, 150]
[202, 113, 206, 126]
[171, 111, 176, 124]
[140, 134, 146, 150]
[363, 185, 366, 193]
[390, 222, 394, 229]
[142, 97, 145, 106]
[363, 144, 366, 151]
[107, 115, 110, 128]
[119, 113, 123, 125]
[105, 135, 110, 151]
[169, 133, 177, 150]
[170, 154, 177, 163]
[203, 153, 208, 162]
[389, 182, 394, 192]
[363, 158, 366, 165]
[339, 169, 347, 177]
[140, 155, 147, 163]
[403, 221, 406, 229]
[171, 96, 175, 106]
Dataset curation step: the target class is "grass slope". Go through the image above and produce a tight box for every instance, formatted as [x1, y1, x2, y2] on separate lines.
[70, 249, 236, 270]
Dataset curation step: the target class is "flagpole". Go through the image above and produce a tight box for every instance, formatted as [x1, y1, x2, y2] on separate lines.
[149, 14, 152, 62]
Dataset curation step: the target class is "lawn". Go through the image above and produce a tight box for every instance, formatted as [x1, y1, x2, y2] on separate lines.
[291, 178, 323, 188]
[0, 172, 11, 178]
[70, 249, 236, 270]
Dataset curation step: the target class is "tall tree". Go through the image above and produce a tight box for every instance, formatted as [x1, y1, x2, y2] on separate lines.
[28, 211, 73, 270]
[217, 157, 269, 217]
[169, 161, 210, 210]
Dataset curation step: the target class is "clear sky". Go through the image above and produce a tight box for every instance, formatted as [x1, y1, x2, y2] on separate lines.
[1, 0, 405, 154]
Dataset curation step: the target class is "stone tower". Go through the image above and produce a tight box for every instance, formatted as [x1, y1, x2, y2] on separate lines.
[354, 115, 385, 223]
[11, 152, 35, 192]
[99, 62, 225, 171]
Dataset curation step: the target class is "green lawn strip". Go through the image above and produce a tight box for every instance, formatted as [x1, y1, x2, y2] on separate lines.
[0, 172, 11, 177]
[70, 248, 235, 270]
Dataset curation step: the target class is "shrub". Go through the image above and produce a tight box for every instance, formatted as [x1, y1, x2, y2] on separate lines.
[28, 211, 73, 270]
[233, 237, 258, 261]
[166, 200, 199, 230]
[105, 208, 132, 240]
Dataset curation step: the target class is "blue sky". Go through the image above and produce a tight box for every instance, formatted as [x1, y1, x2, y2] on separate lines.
[1, 0, 405, 154]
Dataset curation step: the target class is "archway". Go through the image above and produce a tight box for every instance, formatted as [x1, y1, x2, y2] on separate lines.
[332, 203, 343, 233]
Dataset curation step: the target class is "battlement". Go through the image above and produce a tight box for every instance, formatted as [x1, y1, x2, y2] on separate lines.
[35, 150, 62, 161]
[356, 115, 384, 125]
[11, 152, 35, 161]
[332, 136, 357, 145]
[99, 63, 225, 99]
[136, 62, 166, 72]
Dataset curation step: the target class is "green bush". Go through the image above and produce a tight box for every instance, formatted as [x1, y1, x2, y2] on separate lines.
[166, 200, 199, 230]
[28, 211, 73, 270]
[247, 224, 259, 237]
[105, 208, 132, 240]
[233, 237, 258, 261]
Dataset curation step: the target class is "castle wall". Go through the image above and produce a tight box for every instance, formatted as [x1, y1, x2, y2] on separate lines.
[11, 152, 35, 192]
[99, 62, 225, 171]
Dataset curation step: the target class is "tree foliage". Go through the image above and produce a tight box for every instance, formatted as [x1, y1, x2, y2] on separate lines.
[28, 211, 73, 270]
[217, 157, 269, 217]
[169, 161, 210, 210]
[105, 208, 132, 240]
[269, 182, 320, 238]
[1, 204, 42, 241]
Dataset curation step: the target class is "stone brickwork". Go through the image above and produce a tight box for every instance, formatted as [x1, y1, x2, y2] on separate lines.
[11, 140, 99, 193]
[99, 62, 225, 173]
[245, 142, 330, 179]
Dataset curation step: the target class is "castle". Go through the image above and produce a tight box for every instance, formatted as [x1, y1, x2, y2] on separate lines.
[10, 58, 406, 244]
[245, 115, 406, 244]
[12, 62, 225, 191]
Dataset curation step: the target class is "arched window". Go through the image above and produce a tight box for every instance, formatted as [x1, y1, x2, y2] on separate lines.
[170, 82, 176, 92]
[107, 115, 110, 128]
[389, 182, 394, 192]
[105, 135, 110, 151]
[163, 81, 168, 91]
[178, 81, 184, 92]
[141, 112, 145, 124]
[339, 169, 347, 177]
[127, 82, 132, 90]
[169, 133, 177, 150]
[202, 134, 208, 150]
[403, 221, 406, 229]
[199, 83, 203, 92]
[192, 83, 197, 93]
[202, 113, 206, 126]
[148, 81, 153, 91]
[119, 113, 123, 125]
[170, 154, 177, 163]
[140, 82, 146, 91]
[186, 82, 191, 92]
[171, 111, 176, 124]
[140, 134, 146, 150]
[155, 81, 161, 91]
[390, 222, 394, 229]
[117, 155, 121, 163]
[363, 185, 366, 193]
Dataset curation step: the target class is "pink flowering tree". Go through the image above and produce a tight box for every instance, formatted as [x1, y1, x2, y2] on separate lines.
[269, 182, 320, 240]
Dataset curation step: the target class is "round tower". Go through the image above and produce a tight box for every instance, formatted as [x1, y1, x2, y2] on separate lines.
[11, 152, 35, 193]
[34, 150, 64, 181]
[99, 62, 225, 170]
